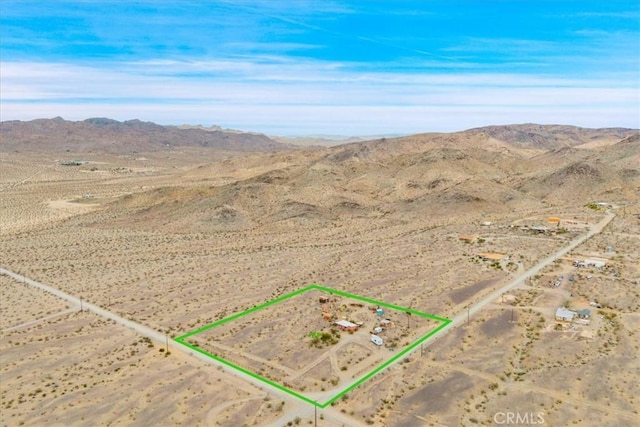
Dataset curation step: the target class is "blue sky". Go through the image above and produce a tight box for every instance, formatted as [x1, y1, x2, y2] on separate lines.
[1, 1, 639, 135]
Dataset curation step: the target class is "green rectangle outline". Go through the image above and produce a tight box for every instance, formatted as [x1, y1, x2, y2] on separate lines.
[174, 284, 451, 409]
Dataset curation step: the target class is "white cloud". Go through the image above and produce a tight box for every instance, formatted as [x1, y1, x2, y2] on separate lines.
[3, 101, 636, 136]
[1, 60, 638, 134]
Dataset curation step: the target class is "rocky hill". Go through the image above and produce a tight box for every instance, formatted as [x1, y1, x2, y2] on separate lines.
[101, 125, 639, 233]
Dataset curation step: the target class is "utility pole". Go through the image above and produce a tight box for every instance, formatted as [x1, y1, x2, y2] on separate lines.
[166, 335, 169, 353]
[314, 401, 317, 427]
[80, 296, 83, 311]
[467, 306, 470, 324]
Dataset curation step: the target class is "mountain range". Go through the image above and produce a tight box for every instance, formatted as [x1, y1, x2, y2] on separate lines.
[13, 118, 626, 233]
[0, 117, 290, 153]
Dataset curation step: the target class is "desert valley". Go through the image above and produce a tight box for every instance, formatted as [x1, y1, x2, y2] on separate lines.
[1, 118, 639, 426]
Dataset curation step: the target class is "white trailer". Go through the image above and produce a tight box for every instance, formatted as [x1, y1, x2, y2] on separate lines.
[371, 334, 383, 346]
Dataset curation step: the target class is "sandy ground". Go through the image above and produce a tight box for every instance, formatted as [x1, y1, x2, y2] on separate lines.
[1, 150, 638, 426]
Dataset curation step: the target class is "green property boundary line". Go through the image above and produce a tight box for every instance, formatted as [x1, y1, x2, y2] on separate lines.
[174, 284, 451, 409]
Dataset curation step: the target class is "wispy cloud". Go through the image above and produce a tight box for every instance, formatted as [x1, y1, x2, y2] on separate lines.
[572, 11, 640, 19]
[2, 59, 637, 134]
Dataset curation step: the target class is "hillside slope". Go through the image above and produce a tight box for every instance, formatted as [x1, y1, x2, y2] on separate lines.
[102, 128, 639, 233]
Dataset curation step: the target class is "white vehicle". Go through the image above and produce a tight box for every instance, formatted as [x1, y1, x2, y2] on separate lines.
[371, 334, 383, 346]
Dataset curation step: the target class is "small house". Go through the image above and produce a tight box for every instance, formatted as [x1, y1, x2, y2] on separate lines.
[584, 259, 606, 269]
[555, 307, 576, 322]
[334, 319, 359, 332]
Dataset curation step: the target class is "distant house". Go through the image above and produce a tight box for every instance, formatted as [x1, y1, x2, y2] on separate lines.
[555, 307, 576, 322]
[334, 320, 359, 332]
[458, 234, 479, 243]
[575, 259, 606, 269]
[584, 259, 606, 269]
[548, 216, 561, 224]
[477, 252, 509, 262]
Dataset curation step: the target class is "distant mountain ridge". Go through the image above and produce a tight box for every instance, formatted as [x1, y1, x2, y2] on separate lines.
[1, 118, 637, 154]
[463, 123, 637, 149]
[0, 117, 291, 153]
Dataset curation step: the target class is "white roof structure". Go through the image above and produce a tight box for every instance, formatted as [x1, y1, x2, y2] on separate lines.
[334, 320, 358, 328]
[555, 307, 575, 321]
[584, 259, 606, 268]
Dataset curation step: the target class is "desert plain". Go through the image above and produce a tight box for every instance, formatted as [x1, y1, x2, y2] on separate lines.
[1, 121, 639, 426]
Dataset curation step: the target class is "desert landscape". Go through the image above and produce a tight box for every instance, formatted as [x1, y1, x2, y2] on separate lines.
[1, 119, 639, 426]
